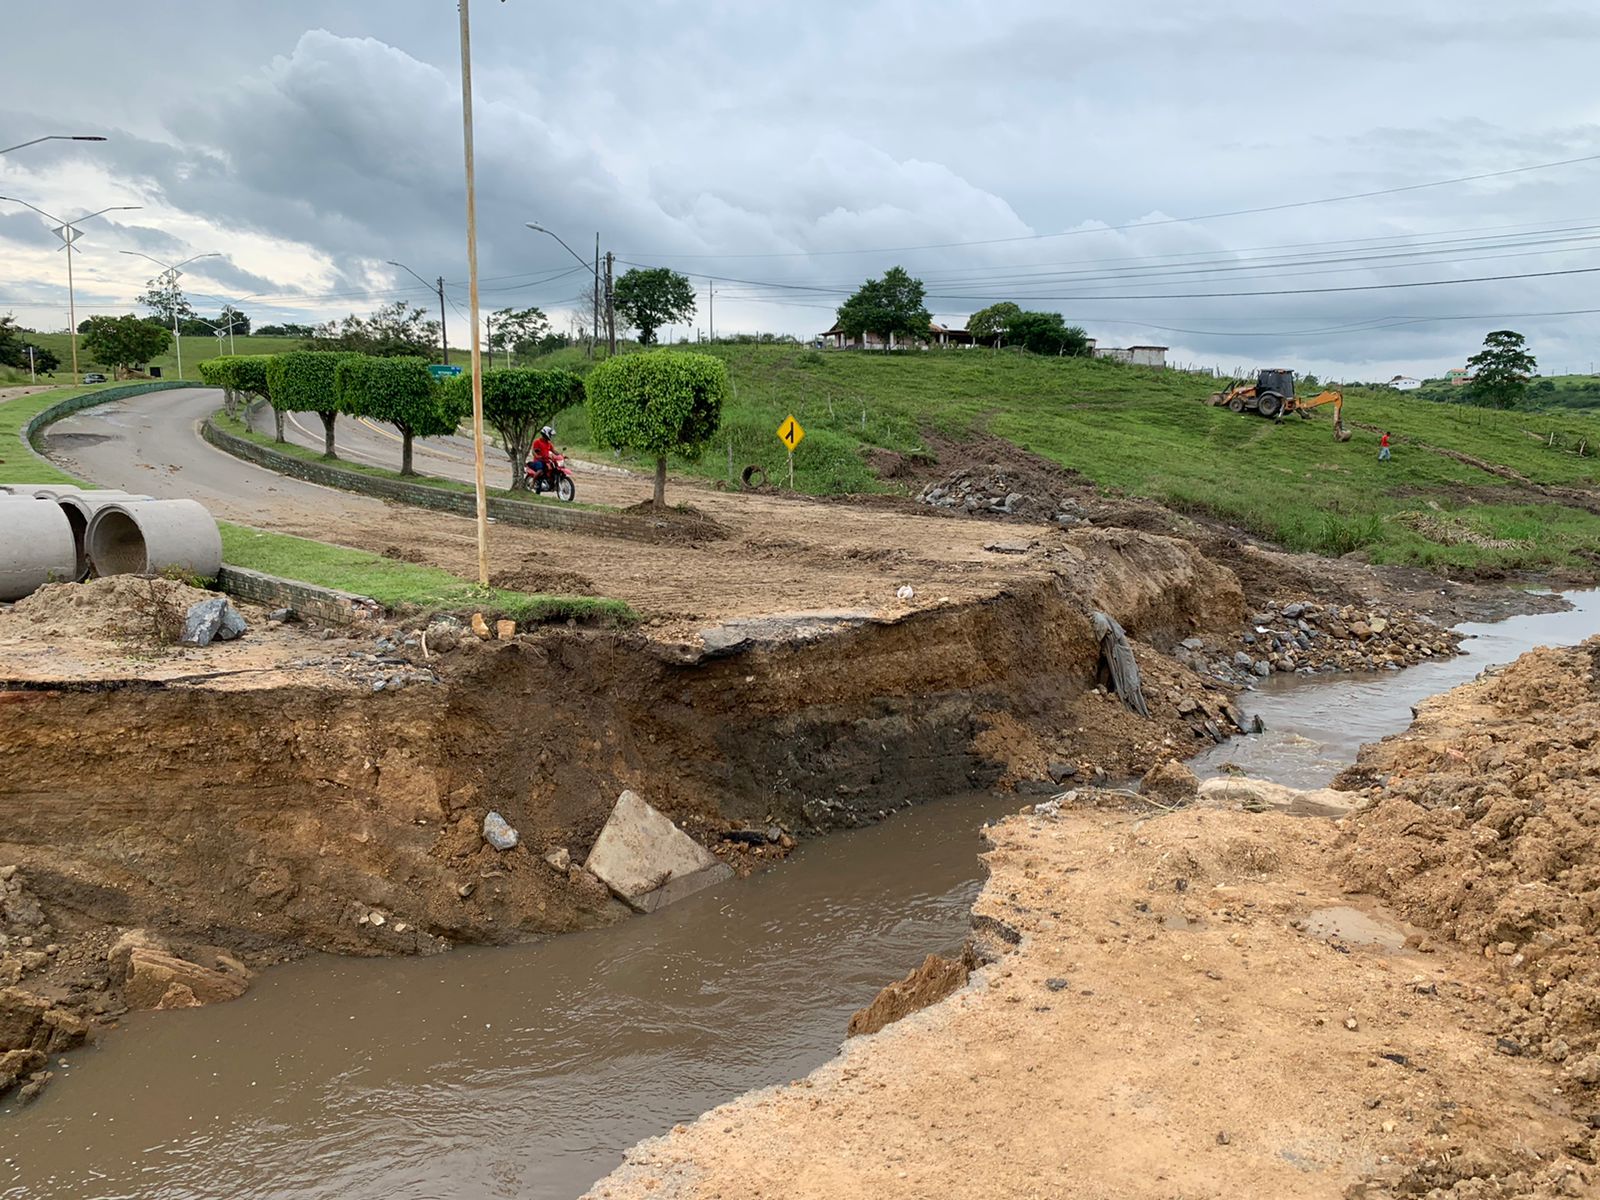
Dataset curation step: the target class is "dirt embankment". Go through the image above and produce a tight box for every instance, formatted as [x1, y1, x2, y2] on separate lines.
[1338, 636, 1600, 1080]
[0, 527, 1246, 1101]
[584, 799, 1596, 1200]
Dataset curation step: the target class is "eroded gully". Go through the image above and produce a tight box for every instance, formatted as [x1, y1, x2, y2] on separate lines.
[2, 592, 1596, 1200]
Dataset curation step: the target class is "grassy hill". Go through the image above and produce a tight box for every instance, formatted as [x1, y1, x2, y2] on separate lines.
[546, 344, 1600, 577]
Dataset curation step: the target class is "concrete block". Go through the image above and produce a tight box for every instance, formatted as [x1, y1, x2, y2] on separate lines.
[585, 790, 732, 913]
[1197, 776, 1353, 816]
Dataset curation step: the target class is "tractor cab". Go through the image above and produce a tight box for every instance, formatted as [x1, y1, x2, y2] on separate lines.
[1257, 368, 1295, 399]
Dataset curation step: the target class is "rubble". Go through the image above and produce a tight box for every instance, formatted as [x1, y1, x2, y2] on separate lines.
[917, 465, 1089, 527]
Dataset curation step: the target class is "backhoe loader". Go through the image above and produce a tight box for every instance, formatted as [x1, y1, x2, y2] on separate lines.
[1207, 369, 1351, 441]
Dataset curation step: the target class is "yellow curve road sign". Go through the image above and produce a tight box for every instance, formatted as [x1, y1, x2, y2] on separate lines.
[777, 415, 805, 451]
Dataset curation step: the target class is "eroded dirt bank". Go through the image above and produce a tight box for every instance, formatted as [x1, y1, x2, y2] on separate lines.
[585, 797, 1597, 1200]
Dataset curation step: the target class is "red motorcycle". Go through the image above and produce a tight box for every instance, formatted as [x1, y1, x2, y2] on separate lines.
[525, 452, 577, 502]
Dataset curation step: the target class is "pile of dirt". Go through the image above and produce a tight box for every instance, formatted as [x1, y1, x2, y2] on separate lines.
[1338, 637, 1600, 1083]
[621, 500, 730, 544]
[916, 463, 1089, 526]
[1172, 594, 1460, 685]
[488, 566, 597, 595]
[8, 576, 218, 642]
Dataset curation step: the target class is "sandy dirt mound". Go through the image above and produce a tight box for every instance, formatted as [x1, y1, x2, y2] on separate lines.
[1339, 636, 1600, 1082]
[8, 576, 218, 641]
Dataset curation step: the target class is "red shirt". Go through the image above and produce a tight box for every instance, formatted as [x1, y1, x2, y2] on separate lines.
[531, 436, 555, 462]
[1381, 434, 1390, 447]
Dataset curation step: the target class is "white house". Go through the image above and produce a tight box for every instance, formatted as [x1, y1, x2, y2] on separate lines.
[1387, 375, 1423, 391]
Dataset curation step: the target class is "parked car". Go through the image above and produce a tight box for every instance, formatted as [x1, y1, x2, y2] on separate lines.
[82, 372, 107, 384]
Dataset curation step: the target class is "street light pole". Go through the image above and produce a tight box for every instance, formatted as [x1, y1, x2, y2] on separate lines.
[119, 250, 222, 381]
[525, 222, 599, 360]
[0, 196, 141, 378]
[0, 134, 107, 155]
[385, 260, 450, 365]
[458, 0, 490, 586]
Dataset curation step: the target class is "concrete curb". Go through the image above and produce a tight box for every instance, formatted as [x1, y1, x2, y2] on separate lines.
[19, 381, 193, 471]
[200, 414, 663, 544]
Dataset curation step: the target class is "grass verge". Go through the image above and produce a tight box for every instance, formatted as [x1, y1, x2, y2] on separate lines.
[0, 382, 120, 485]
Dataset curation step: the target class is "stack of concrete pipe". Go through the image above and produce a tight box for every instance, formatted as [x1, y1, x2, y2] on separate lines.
[0, 487, 222, 601]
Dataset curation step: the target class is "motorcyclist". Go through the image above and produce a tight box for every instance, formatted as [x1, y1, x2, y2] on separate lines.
[527, 426, 556, 486]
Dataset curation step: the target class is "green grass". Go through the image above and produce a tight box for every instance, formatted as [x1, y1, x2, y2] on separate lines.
[218, 525, 632, 624]
[548, 343, 1600, 577]
[0, 382, 121, 485]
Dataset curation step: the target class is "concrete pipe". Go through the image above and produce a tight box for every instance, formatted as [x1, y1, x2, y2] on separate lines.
[86, 499, 223, 581]
[55, 492, 153, 581]
[0, 496, 79, 600]
[15, 485, 83, 499]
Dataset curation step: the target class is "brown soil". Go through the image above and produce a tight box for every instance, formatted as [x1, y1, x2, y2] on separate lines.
[585, 800, 1597, 1200]
[1338, 636, 1600, 1080]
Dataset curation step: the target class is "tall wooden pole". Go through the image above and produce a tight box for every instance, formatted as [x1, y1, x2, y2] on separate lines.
[457, 0, 490, 586]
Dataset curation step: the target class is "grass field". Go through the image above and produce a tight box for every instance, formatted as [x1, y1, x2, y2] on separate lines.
[542, 344, 1600, 576]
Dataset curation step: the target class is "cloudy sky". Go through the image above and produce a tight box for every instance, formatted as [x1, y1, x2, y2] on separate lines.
[3, 0, 1599, 380]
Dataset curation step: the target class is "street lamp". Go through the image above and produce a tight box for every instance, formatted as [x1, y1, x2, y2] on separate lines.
[0, 195, 141, 377]
[385, 260, 450, 365]
[0, 135, 107, 155]
[120, 250, 222, 381]
[525, 222, 599, 359]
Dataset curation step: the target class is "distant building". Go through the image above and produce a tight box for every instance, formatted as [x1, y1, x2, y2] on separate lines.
[1446, 368, 1473, 386]
[1128, 345, 1168, 368]
[1093, 346, 1132, 363]
[819, 320, 974, 350]
[1387, 375, 1423, 391]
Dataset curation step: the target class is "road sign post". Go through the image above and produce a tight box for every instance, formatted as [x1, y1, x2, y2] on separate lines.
[776, 414, 805, 490]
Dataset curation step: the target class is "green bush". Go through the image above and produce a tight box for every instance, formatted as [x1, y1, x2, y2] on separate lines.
[197, 354, 272, 429]
[266, 350, 353, 457]
[334, 355, 461, 475]
[443, 367, 585, 489]
[586, 350, 727, 505]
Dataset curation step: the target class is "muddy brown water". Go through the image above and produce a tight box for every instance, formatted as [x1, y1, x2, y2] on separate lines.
[3, 592, 1597, 1199]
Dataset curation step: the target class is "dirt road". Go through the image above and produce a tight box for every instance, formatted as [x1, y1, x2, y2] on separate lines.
[42, 388, 1057, 632]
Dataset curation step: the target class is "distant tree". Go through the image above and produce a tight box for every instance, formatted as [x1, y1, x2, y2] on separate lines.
[835, 266, 930, 350]
[312, 301, 441, 359]
[613, 268, 696, 347]
[256, 322, 314, 338]
[137, 276, 196, 327]
[444, 367, 584, 489]
[530, 331, 572, 357]
[216, 305, 250, 337]
[0, 314, 22, 367]
[197, 355, 271, 427]
[266, 350, 351, 457]
[18, 343, 59, 374]
[586, 350, 727, 506]
[1466, 329, 1537, 409]
[1005, 311, 1090, 356]
[334, 355, 463, 475]
[967, 301, 1021, 347]
[487, 306, 550, 363]
[80, 314, 171, 377]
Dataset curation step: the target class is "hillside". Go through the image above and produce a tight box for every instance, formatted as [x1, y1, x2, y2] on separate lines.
[546, 344, 1600, 578]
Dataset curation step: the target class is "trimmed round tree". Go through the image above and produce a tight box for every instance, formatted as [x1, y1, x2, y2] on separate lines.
[444, 367, 585, 490]
[266, 350, 352, 458]
[197, 354, 271, 426]
[586, 350, 727, 507]
[334, 355, 464, 475]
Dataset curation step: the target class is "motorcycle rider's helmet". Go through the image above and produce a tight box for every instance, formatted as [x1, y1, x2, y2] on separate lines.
[540, 426, 554, 438]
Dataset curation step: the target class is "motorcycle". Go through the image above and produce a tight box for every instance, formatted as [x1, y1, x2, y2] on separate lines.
[525, 451, 577, 502]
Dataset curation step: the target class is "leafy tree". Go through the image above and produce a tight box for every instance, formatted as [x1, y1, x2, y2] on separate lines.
[312, 301, 441, 359]
[835, 266, 930, 350]
[80, 314, 171, 377]
[444, 367, 584, 489]
[334, 355, 464, 475]
[586, 350, 727, 506]
[1006, 311, 1090, 356]
[137, 276, 196, 327]
[197, 354, 271, 427]
[967, 301, 1021, 347]
[266, 350, 351, 457]
[613, 268, 696, 347]
[1466, 329, 1537, 409]
[19, 342, 59, 374]
[217, 305, 250, 336]
[257, 322, 314, 337]
[0, 315, 23, 367]
[487, 306, 550, 363]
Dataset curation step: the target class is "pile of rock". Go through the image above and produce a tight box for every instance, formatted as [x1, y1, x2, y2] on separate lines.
[1173, 598, 1458, 684]
[917, 467, 1088, 527]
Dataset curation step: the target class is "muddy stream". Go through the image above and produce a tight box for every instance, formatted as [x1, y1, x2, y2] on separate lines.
[3, 592, 1596, 1199]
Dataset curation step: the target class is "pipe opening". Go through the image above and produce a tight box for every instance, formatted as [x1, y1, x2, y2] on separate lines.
[87, 510, 149, 576]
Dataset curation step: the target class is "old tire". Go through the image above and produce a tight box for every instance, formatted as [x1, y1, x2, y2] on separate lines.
[1257, 393, 1282, 419]
[741, 464, 768, 489]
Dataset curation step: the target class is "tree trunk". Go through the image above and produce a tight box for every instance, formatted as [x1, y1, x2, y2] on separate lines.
[654, 455, 667, 507]
[319, 410, 337, 459]
[401, 430, 414, 476]
[510, 454, 524, 491]
[273, 406, 285, 443]
[222, 385, 237, 420]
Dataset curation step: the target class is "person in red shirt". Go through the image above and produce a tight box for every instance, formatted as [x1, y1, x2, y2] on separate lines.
[1379, 431, 1392, 462]
[528, 426, 556, 483]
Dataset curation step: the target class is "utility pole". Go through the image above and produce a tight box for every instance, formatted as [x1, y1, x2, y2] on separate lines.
[120, 250, 220, 381]
[457, 0, 491, 586]
[592, 232, 600, 360]
[709, 279, 715, 344]
[604, 251, 616, 355]
[437, 276, 449, 366]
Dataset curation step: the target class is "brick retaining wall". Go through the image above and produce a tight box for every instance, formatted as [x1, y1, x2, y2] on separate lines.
[214, 565, 383, 625]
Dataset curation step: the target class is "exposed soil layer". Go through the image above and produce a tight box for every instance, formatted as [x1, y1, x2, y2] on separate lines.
[1338, 636, 1600, 1081]
[585, 800, 1597, 1200]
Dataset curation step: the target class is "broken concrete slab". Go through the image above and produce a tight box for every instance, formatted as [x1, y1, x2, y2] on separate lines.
[983, 539, 1031, 555]
[1197, 775, 1354, 817]
[584, 790, 733, 913]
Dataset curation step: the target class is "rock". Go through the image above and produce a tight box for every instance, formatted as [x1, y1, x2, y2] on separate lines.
[1495, 1036, 1523, 1056]
[983, 540, 1030, 555]
[1140, 759, 1199, 805]
[1003, 492, 1024, 510]
[1197, 776, 1354, 816]
[1176, 697, 1199, 715]
[180, 597, 228, 646]
[1569, 1053, 1600, 1084]
[1351, 620, 1373, 641]
[1254, 660, 1272, 677]
[1345, 1016, 1359, 1031]
[482, 811, 520, 851]
[216, 602, 248, 641]
[470, 612, 492, 640]
[584, 790, 734, 914]
[847, 951, 971, 1037]
[1232, 651, 1255, 667]
[121, 947, 251, 1011]
[1045, 977, 1070, 991]
[266, 607, 292, 623]
[456, 882, 476, 899]
[495, 619, 516, 640]
[1046, 761, 1079, 783]
[0, 988, 87, 1054]
[0, 865, 16, 882]
[895, 585, 914, 601]
[1282, 602, 1306, 619]
[1369, 616, 1389, 634]
[543, 846, 572, 873]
